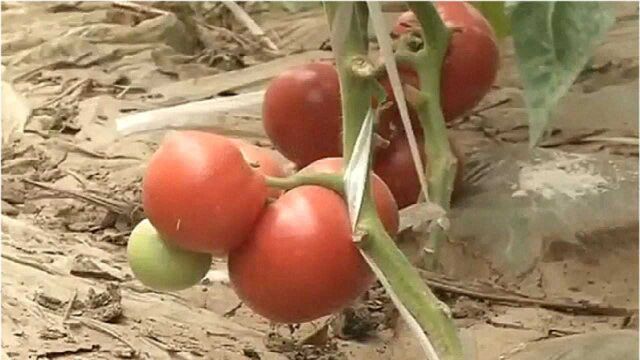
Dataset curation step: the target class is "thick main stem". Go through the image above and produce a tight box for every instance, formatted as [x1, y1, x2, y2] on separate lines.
[324, 2, 463, 359]
[407, 2, 458, 270]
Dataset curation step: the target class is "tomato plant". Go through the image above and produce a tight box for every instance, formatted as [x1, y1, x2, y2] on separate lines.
[228, 184, 396, 323]
[229, 138, 288, 198]
[142, 131, 268, 255]
[127, 219, 212, 291]
[120, 1, 613, 358]
[262, 62, 343, 167]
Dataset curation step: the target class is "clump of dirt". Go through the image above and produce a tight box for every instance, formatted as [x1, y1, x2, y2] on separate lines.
[34, 284, 123, 324]
[84, 284, 124, 323]
[331, 285, 399, 341]
[266, 331, 347, 360]
[516, 151, 609, 200]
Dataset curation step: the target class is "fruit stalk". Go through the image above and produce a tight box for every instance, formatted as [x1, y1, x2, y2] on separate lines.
[324, 2, 464, 359]
[264, 173, 343, 193]
[407, 2, 459, 270]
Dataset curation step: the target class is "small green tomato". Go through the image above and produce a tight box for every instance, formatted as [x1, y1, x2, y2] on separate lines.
[127, 219, 212, 291]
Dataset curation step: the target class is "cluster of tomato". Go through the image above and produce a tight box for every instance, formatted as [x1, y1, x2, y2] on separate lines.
[264, 2, 498, 207]
[127, 2, 498, 325]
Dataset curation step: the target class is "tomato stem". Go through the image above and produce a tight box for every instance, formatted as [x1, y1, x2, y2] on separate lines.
[324, 2, 464, 359]
[394, 50, 420, 69]
[407, 2, 459, 270]
[264, 174, 343, 193]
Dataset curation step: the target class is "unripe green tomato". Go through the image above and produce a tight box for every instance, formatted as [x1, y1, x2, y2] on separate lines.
[127, 219, 212, 292]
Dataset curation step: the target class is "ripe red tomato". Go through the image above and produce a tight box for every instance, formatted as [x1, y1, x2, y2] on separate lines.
[383, 2, 499, 124]
[374, 134, 426, 209]
[142, 131, 268, 256]
[392, 10, 420, 36]
[301, 157, 399, 236]
[229, 138, 288, 198]
[229, 185, 389, 324]
[377, 98, 422, 139]
[262, 62, 342, 167]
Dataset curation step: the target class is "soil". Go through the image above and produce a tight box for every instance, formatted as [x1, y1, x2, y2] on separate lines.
[1, 2, 638, 360]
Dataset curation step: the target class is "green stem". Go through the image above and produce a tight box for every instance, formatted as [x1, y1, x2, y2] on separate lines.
[358, 205, 463, 359]
[265, 174, 343, 193]
[407, 2, 458, 270]
[324, 2, 463, 359]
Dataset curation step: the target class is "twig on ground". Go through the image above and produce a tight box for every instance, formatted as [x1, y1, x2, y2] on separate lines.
[471, 97, 511, 115]
[76, 317, 138, 354]
[223, 302, 243, 318]
[62, 289, 79, 324]
[221, 1, 280, 53]
[116, 85, 131, 99]
[1, 253, 61, 276]
[11, 52, 94, 83]
[63, 169, 90, 189]
[1, 157, 39, 171]
[577, 135, 639, 146]
[50, 139, 142, 160]
[448, 98, 512, 129]
[112, 1, 170, 17]
[539, 129, 606, 148]
[419, 269, 636, 316]
[36, 78, 91, 109]
[22, 179, 136, 216]
[196, 21, 256, 49]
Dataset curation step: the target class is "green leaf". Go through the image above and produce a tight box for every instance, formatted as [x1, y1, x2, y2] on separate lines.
[510, 2, 614, 147]
[471, 2, 511, 38]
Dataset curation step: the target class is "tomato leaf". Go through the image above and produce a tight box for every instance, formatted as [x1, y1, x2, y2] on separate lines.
[470, 2, 510, 38]
[510, 2, 614, 147]
[344, 107, 375, 231]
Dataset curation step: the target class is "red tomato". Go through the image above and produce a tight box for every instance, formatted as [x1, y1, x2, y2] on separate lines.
[374, 133, 465, 208]
[228, 185, 383, 324]
[229, 139, 288, 198]
[374, 134, 426, 209]
[377, 98, 422, 139]
[301, 157, 399, 236]
[142, 131, 268, 256]
[383, 2, 499, 124]
[262, 62, 342, 167]
[392, 10, 420, 36]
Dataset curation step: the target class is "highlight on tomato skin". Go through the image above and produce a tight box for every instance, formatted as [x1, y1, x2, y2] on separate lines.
[383, 1, 500, 124]
[262, 62, 343, 168]
[227, 185, 378, 324]
[141, 130, 268, 257]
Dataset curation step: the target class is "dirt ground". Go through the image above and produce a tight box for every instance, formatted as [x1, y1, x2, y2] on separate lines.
[1, 2, 638, 360]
